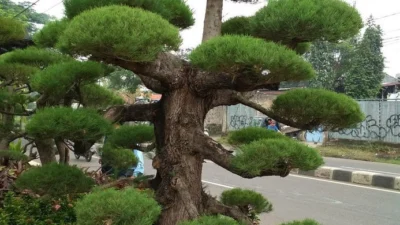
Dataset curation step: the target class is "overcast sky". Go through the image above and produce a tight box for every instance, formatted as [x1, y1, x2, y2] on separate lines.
[12, 0, 400, 76]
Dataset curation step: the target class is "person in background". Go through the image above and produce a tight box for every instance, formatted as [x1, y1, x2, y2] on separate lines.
[267, 120, 281, 133]
[130, 149, 144, 177]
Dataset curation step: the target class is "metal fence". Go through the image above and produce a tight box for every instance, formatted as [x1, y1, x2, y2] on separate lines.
[330, 100, 400, 143]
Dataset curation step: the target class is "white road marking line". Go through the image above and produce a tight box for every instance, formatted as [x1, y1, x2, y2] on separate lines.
[202, 180, 234, 189]
[289, 174, 400, 194]
[339, 166, 400, 176]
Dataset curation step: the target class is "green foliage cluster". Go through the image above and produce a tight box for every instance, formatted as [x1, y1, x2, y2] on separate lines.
[0, 89, 29, 109]
[81, 84, 124, 108]
[26, 107, 112, 141]
[31, 61, 107, 99]
[252, 0, 362, 44]
[221, 0, 362, 47]
[232, 139, 323, 176]
[15, 163, 95, 197]
[221, 16, 253, 36]
[74, 188, 161, 225]
[0, 17, 26, 45]
[101, 146, 138, 172]
[106, 125, 155, 149]
[179, 216, 243, 225]
[1, 47, 71, 68]
[270, 89, 365, 130]
[221, 188, 272, 213]
[0, 192, 77, 225]
[58, 6, 181, 62]
[227, 127, 286, 145]
[0, 63, 38, 84]
[63, 0, 194, 29]
[280, 219, 322, 225]
[189, 35, 315, 81]
[33, 19, 69, 48]
[0, 150, 28, 161]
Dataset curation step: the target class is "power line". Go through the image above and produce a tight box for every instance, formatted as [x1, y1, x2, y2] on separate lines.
[13, 0, 41, 18]
[41, 1, 63, 14]
[383, 36, 400, 41]
[376, 12, 400, 20]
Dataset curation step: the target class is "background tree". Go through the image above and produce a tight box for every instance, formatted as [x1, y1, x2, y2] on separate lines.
[0, 0, 55, 34]
[11, 0, 365, 224]
[302, 39, 356, 92]
[345, 16, 385, 98]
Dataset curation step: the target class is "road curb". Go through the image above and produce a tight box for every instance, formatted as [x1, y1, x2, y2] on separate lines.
[291, 166, 400, 191]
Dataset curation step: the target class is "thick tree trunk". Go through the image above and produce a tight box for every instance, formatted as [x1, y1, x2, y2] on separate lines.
[35, 139, 56, 164]
[55, 139, 69, 164]
[0, 138, 9, 151]
[154, 88, 208, 225]
[202, 0, 223, 42]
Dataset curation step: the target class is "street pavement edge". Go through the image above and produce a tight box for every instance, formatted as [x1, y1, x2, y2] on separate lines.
[291, 166, 400, 191]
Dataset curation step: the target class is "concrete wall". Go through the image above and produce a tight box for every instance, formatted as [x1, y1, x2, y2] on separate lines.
[330, 100, 400, 144]
[205, 91, 281, 135]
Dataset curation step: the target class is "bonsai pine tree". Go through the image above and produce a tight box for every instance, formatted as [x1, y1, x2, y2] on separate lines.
[0, 46, 123, 164]
[12, 0, 365, 224]
[0, 17, 30, 155]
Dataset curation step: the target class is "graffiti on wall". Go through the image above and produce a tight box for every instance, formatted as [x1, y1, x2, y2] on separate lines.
[333, 114, 400, 140]
[229, 115, 265, 130]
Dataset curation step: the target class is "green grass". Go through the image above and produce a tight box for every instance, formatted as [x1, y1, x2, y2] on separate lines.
[317, 141, 400, 165]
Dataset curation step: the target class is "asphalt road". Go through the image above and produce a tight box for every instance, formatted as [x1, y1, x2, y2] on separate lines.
[50, 152, 400, 225]
[323, 157, 400, 176]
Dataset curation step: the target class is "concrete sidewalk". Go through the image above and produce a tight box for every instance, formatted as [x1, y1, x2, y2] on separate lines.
[218, 140, 400, 191]
[292, 166, 400, 191]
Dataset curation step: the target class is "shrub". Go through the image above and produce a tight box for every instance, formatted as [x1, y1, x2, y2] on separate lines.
[228, 127, 287, 145]
[270, 89, 365, 130]
[0, 17, 26, 45]
[107, 125, 155, 149]
[63, 0, 194, 29]
[26, 107, 112, 141]
[33, 19, 69, 48]
[74, 188, 161, 225]
[220, 188, 272, 214]
[0, 192, 78, 225]
[1, 47, 71, 68]
[0, 150, 28, 162]
[178, 215, 242, 225]
[101, 146, 138, 172]
[189, 35, 314, 81]
[221, 16, 253, 36]
[280, 219, 322, 225]
[232, 139, 324, 176]
[58, 6, 181, 62]
[252, 0, 362, 43]
[15, 163, 95, 197]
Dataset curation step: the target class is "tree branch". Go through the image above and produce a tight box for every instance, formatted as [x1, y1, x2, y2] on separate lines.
[0, 110, 33, 116]
[203, 192, 252, 225]
[194, 133, 291, 178]
[102, 102, 160, 123]
[95, 52, 184, 89]
[137, 74, 167, 94]
[192, 70, 281, 93]
[208, 91, 318, 130]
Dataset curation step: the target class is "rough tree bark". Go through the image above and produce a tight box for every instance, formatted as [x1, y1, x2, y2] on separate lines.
[34, 96, 56, 164]
[202, 0, 224, 42]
